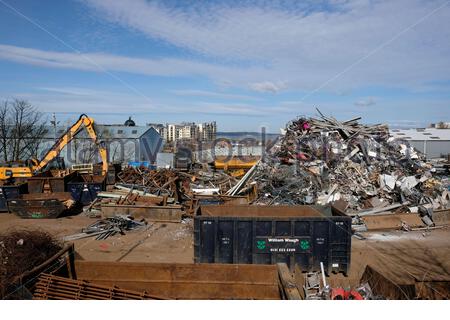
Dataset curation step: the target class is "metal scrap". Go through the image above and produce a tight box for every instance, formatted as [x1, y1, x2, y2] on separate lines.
[246, 112, 448, 220]
[63, 216, 146, 241]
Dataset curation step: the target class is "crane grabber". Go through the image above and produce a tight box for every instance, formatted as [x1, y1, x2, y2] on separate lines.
[0, 114, 108, 180]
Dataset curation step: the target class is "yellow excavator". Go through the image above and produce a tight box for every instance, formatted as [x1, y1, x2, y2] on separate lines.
[214, 156, 259, 178]
[0, 114, 108, 180]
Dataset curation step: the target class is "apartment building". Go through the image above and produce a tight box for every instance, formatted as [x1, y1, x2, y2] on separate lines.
[148, 121, 217, 142]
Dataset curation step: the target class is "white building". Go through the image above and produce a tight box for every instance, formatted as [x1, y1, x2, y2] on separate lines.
[390, 128, 450, 159]
[148, 121, 217, 142]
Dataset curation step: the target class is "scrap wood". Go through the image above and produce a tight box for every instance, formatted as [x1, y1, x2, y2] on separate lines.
[277, 263, 301, 300]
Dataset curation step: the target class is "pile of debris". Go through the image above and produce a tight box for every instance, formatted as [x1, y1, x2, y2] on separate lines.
[181, 170, 237, 195]
[63, 216, 147, 241]
[116, 166, 237, 200]
[250, 111, 449, 216]
[117, 167, 189, 201]
[0, 230, 62, 298]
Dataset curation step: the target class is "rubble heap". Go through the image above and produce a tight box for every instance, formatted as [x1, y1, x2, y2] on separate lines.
[117, 166, 236, 201]
[253, 112, 449, 213]
[117, 167, 190, 201]
[0, 230, 62, 298]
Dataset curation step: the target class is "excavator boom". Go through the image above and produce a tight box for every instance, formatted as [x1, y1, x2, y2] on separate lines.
[0, 114, 108, 180]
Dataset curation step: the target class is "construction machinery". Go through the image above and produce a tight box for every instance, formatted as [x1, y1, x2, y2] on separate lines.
[0, 114, 108, 180]
[213, 156, 259, 178]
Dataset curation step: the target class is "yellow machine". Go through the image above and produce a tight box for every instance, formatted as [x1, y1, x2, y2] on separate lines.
[214, 157, 259, 178]
[214, 157, 259, 170]
[0, 114, 108, 180]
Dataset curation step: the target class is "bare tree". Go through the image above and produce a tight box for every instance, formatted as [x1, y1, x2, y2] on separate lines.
[0, 99, 48, 163]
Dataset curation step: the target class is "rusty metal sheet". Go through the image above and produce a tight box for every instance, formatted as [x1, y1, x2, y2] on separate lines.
[186, 195, 249, 216]
[74, 261, 281, 300]
[33, 273, 163, 300]
[198, 204, 332, 217]
[432, 209, 450, 226]
[27, 170, 76, 193]
[101, 204, 182, 222]
[362, 213, 424, 230]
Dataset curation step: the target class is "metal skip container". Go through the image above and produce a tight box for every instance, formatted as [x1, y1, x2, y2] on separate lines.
[0, 182, 28, 212]
[27, 169, 76, 194]
[194, 205, 351, 274]
[67, 174, 105, 206]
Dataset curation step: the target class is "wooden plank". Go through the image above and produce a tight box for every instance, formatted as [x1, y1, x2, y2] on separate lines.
[277, 263, 301, 300]
[293, 265, 306, 300]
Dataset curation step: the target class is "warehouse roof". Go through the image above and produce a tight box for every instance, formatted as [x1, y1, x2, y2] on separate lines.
[389, 128, 450, 141]
[43, 125, 159, 139]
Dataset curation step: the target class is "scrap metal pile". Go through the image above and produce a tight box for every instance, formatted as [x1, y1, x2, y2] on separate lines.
[63, 216, 147, 241]
[117, 167, 188, 201]
[117, 166, 237, 201]
[252, 111, 449, 214]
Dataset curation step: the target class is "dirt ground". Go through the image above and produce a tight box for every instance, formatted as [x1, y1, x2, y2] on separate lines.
[0, 213, 194, 263]
[0, 213, 448, 284]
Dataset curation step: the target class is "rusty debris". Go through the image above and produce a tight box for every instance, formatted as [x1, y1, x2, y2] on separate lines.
[33, 273, 164, 300]
[0, 230, 62, 299]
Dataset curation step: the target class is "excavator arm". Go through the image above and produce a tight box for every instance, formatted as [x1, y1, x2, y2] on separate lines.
[34, 114, 109, 175]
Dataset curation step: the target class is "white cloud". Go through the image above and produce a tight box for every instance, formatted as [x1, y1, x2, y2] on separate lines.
[0, 44, 244, 78]
[0, 44, 273, 91]
[80, 0, 450, 93]
[171, 89, 260, 100]
[2, 86, 266, 117]
[0, 0, 449, 96]
[249, 81, 286, 93]
[354, 97, 376, 107]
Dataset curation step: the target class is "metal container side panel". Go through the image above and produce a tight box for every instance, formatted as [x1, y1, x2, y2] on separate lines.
[67, 182, 103, 205]
[67, 174, 105, 205]
[194, 216, 351, 274]
[237, 220, 253, 264]
[199, 205, 328, 218]
[27, 171, 76, 193]
[329, 217, 352, 274]
[27, 180, 43, 193]
[194, 218, 215, 263]
[217, 220, 234, 263]
[8, 199, 67, 218]
[0, 184, 28, 212]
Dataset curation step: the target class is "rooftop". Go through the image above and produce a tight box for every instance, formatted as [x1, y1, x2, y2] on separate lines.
[44, 125, 159, 139]
[389, 128, 450, 141]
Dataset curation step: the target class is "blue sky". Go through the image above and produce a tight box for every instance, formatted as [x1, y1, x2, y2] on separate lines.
[0, 0, 449, 132]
